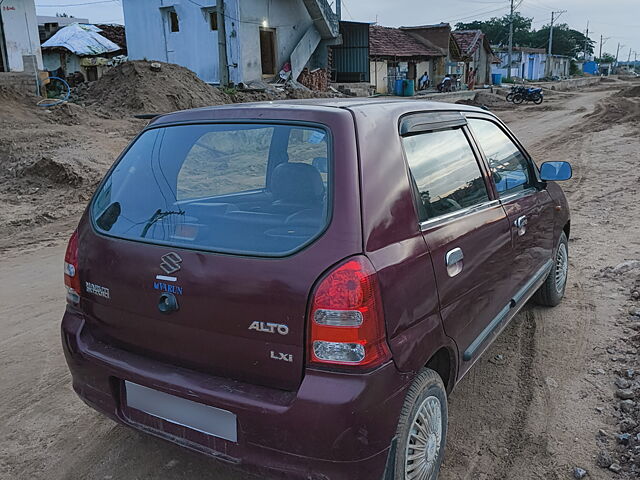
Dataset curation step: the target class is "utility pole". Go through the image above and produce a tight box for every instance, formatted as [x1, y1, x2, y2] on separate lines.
[628, 47, 632, 63]
[507, 0, 514, 79]
[598, 35, 610, 61]
[548, 10, 566, 56]
[615, 42, 623, 67]
[336, 0, 341, 21]
[583, 21, 589, 60]
[216, 0, 229, 87]
[547, 10, 566, 76]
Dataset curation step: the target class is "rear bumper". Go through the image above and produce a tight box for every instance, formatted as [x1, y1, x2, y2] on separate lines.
[61, 309, 411, 480]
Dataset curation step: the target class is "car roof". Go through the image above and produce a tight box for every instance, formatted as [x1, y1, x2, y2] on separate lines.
[148, 98, 490, 127]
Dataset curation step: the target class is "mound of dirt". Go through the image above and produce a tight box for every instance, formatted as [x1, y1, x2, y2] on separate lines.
[456, 91, 511, 110]
[17, 157, 90, 188]
[583, 96, 640, 132]
[76, 60, 231, 114]
[616, 86, 640, 98]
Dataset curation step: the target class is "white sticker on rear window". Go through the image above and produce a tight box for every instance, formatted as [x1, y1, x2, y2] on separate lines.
[307, 131, 326, 144]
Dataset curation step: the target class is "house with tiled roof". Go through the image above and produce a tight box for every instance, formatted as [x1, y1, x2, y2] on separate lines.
[451, 30, 497, 86]
[368, 24, 445, 94]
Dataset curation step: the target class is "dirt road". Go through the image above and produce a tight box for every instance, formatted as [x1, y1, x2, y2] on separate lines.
[2, 83, 640, 480]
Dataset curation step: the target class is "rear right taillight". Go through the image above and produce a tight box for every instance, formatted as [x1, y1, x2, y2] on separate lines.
[64, 230, 80, 305]
[308, 256, 391, 369]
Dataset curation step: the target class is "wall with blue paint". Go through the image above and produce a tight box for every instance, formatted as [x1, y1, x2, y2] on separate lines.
[122, 0, 222, 83]
[238, 0, 314, 81]
[123, 0, 317, 84]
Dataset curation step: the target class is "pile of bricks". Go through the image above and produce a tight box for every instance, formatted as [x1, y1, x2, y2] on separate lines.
[297, 68, 329, 91]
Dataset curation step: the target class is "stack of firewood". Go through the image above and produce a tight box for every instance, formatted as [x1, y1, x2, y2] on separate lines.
[297, 68, 329, 91]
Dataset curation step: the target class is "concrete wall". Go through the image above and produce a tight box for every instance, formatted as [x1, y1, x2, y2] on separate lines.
[370, 59, 386, 93]
[42, 51, 80, 74]
[0, 0, 43, 71]
[0, 70, 38, 95]
[238, 0, 314, 82]
[122, 0, 223, 83]
[123, 0, 319, 84]
[493, 51, 546, 80]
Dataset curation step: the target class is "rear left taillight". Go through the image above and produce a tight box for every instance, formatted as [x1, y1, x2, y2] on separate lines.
[308, 256, 391, 369]
[64, 230, 80, 305]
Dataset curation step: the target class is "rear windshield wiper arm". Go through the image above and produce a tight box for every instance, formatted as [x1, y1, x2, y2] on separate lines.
[141, 209, 185, 238]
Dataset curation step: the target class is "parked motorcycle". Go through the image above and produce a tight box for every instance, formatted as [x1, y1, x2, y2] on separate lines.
[505, 85, 526, 102]
[513, 87, 544, 105]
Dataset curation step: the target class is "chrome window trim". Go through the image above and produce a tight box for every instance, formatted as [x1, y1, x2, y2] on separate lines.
[498, 187, 538, 203]
[420, 199, 501, 231]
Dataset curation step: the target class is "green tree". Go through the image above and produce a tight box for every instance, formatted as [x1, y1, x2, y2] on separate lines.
[456, 13, 533, 47]
[597, 53, 616, 63]
[529, 24, 595, 58]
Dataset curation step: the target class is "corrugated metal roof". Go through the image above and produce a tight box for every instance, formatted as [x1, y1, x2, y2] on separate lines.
[41, 23, 121, 56]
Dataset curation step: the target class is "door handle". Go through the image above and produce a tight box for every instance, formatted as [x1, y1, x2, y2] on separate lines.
[514, 215, 528, 236]
[446, 247, 464, 277]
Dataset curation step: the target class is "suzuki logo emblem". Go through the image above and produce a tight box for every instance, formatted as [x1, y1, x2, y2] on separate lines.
[160, 252, 183, 274]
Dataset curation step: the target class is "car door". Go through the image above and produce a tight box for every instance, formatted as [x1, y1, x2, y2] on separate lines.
[400, 113, 513, 372]
[466, 116, 555, 304]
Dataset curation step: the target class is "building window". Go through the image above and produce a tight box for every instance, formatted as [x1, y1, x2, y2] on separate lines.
[209, 10, 218, 31]
[168, 10, 179, 32]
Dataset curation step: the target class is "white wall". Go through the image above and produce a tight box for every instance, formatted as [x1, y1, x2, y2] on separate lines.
[0, 0, 43, 71]
[238, 0, 313, 82]
[123, 0, 316, 84]
[370, 59, 387, 93]
[122, 0, 222, 83]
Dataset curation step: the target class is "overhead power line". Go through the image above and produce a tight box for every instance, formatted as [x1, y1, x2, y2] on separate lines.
[36, 0, 118, 7]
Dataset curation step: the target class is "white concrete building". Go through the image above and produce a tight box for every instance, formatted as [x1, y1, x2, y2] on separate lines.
[121, 0, 339, 85]
[0, 0, 43, 72]
[492, 47, 547, 81]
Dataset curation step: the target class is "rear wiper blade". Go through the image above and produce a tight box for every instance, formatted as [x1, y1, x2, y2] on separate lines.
[141, 209, 185, 238]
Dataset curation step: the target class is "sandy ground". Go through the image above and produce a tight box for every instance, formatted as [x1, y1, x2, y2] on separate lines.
[1, 81, 640, 479]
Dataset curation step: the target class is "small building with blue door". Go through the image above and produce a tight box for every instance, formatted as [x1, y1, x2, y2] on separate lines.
[121, 0, 340, 85]
[492, 47, 547, 80]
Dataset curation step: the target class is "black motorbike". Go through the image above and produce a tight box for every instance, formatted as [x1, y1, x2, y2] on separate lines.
[505, 85, 526, 102]
[513, 87, 544, 105]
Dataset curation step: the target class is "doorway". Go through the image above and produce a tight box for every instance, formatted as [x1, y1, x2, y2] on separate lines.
[259, 27, 276, 76]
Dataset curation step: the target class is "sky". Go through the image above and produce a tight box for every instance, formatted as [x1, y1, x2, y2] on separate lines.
[33, 0, 640, 61]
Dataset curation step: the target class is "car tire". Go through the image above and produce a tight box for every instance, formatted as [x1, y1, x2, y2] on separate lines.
[534, 231, 569, 307]
[394, 369, 448, 480]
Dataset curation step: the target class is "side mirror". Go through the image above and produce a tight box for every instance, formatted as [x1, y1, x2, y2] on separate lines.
[540, 161, 572, 181]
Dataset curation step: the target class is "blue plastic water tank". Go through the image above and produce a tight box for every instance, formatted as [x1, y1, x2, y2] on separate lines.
[394, 78, 404, 95]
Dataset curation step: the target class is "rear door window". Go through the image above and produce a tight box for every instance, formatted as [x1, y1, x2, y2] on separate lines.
[92, 123, 331, 256]
[402, 128, 489, 221]
[467, 118, 534, 196]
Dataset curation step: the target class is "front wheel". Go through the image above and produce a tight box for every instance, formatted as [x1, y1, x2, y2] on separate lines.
[534, 231, 568, 306]
[394, 369, 448, 480]
[506, 92, 515, 102]
[533, 94, 544, 104]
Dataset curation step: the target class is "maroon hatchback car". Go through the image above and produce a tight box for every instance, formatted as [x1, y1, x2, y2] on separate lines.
[61, 99, 572, 480]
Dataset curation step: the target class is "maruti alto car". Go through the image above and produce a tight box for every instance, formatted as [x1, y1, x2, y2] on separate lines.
[61, 99, 572, 479]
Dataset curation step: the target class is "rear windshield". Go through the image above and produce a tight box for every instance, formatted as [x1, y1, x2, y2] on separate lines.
[91, 123, 331, 256]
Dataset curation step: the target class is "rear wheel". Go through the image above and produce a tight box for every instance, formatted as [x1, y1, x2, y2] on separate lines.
[513, 93, 525, 104]
[534, 231, 568, 306]
[394, 369, 448, 480]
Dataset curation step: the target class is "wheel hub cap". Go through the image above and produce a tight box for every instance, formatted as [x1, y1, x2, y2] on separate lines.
[555, 243, 568, 294]
[405, 396, 442, 479]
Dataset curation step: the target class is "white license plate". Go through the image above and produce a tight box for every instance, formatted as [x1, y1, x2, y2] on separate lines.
[125, 381, 237, 442]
